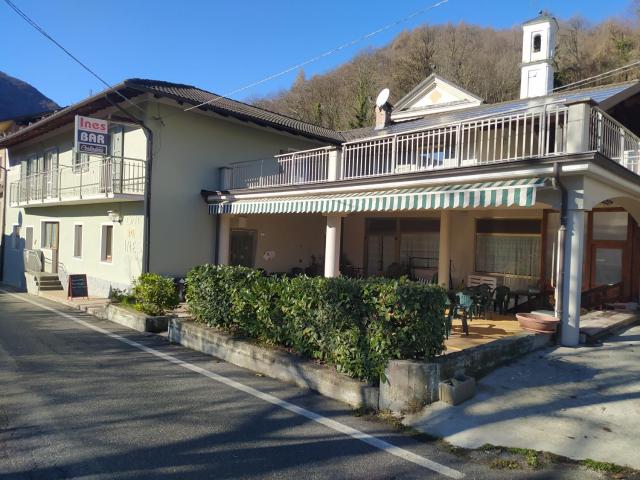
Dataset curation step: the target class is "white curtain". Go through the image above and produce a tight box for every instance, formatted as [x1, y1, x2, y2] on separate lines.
[475, 235, 540, 277]
[400, 233, 439, 267]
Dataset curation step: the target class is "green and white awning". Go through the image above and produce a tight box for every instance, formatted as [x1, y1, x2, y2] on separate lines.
[208, 178, 549, 215]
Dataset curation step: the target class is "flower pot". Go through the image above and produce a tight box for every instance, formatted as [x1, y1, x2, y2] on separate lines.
[516, 312, 559, 333]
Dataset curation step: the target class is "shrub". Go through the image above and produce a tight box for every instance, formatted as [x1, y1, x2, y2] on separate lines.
[132, 273, 180, 316]
[185, 265, 447, 383]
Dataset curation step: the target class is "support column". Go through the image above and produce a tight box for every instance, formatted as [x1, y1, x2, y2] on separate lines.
[438, 210, 451, 289]
[218, 214, 231, 266]
[324, 214, 342, 278]
[560, 209, 585, 346]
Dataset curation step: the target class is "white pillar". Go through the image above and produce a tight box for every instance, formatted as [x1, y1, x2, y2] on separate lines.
[438, 210, 451, 288]
[327, 149, 341, 181]
[218, 215, 231, 265]
[560, 209, 585, 346]
[566, 102, 591, 154]
[324, 214, 342, 278]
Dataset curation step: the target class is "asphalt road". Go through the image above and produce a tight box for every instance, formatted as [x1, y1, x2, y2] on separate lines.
[0, 289, 611, 479]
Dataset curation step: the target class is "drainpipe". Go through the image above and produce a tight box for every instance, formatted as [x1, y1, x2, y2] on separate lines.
[552, 162, 568, 330]
[107, 98, 153, 273]
[0, 161, 7, 280]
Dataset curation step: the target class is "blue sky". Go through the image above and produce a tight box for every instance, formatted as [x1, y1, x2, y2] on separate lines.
[2, 0, 635, 107]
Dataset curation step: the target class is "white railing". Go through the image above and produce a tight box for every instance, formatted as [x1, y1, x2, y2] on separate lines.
[590, 108, 640, 175]
[342, 104, 569, 180]
[23, 249, 43, 274]
[10, 154, 146, 206]
[229, 147, 332, 189]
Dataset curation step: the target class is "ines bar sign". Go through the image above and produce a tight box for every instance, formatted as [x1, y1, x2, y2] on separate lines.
[75, 115, 110, 155]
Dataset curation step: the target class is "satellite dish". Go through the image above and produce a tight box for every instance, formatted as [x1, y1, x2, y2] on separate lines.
[376, 88, 390, 108]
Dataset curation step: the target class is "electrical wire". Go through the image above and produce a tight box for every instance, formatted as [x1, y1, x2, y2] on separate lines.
[3, 0, 145, 114]
[183, 0, 451, 113]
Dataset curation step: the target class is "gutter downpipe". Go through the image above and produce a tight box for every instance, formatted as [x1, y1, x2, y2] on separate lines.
[552, 162, 568, 339]
[108, 98, 153, 274]
[0, 160, 7, 280]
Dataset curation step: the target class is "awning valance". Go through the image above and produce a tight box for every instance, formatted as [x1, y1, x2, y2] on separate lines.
[208, 178, 549, 215]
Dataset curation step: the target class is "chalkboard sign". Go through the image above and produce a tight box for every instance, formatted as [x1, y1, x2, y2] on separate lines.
[67, 274, 88, 299]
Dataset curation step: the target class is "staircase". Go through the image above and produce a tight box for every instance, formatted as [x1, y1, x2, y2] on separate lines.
[35, 273, 64, 292]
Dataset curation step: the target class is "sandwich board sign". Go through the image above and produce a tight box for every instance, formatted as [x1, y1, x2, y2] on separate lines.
[75, 115, 110, 155]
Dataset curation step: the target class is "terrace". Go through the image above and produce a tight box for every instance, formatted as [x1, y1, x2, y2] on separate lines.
[222, 104, 640, 191]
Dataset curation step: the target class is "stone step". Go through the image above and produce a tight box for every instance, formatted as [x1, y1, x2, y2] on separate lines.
[38, 284, 64, 291]
[36, 279, 63, 286]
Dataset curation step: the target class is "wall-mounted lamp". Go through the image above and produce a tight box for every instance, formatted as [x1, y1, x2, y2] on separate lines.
[107, 210, 123, 223]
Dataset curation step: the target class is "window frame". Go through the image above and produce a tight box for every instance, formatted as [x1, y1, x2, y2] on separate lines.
[73, 151, 90, 174]
[474, 217, 542, 279]
[73, 223, 84, 259]
[41, 221, 60, 250]
[100, 224, 114, 263]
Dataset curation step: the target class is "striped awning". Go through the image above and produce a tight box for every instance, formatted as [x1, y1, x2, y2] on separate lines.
[208, 178, 549, 215]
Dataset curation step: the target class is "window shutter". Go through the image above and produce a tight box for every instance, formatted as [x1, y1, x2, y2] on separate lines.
[110, 126, 124, 159]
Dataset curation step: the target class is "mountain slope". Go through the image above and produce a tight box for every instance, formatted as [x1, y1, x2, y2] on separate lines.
[0, 71, 59, 121]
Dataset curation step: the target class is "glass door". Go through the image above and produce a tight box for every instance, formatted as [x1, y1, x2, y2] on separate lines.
[230, 230, 256, 267]
[589, 211, 629, 288]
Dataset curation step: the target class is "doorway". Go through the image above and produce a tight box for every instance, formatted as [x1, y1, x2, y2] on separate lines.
[588, 210, 631, 290]
[230, 230, 256, 267]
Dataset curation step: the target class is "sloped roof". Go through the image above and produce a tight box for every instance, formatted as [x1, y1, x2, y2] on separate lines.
[0, 78, 344, 147]
[340, 81, 640, 142]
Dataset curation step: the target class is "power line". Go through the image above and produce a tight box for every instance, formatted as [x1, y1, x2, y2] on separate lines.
[183, 0, 451, 113]
[3, 0, 145, 114]
[553, 59, 640, 92]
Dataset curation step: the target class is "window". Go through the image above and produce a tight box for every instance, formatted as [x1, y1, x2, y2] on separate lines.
[533, 34, 542, 53]
[230, 230, 256, 267]
[365, 218, 440, 276]
[475, 219, 541, 278]
[592, 211, 628, 241]
[42, 222, 59, 249]
[12, 225, 20, 249]
[73, 152, 90, 174]
[24, 226, 33, 251]
[101, 225, 113, 262]
[74, 225, 83, 258]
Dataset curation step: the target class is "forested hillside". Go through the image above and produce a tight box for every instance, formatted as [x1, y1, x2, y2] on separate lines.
[253, 16, 640, 131]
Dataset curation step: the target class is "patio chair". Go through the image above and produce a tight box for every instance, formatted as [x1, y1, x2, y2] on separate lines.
[493, 285, 510, 315]
[475, 284, 494, 319]
[453, 291, 473, 335]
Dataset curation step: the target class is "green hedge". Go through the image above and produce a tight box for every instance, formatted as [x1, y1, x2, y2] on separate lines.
[185, 265, 447, 383]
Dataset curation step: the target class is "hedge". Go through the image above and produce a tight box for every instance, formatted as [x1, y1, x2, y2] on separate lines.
[185, 265, 447, 383]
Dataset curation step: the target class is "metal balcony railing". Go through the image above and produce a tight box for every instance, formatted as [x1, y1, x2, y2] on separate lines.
[9, 154, 146, 206]
[229, 146, 332, 190]
[224, 104, 640, 191]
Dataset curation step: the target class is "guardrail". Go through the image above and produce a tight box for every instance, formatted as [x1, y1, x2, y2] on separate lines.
[341, 104, 569, 180]
[229, 147, 333, 190]
[10, 154, 146, 206]
[223, 103, 640, 191]
[23, 249, 43, 274]
[590, 108, 640, 174]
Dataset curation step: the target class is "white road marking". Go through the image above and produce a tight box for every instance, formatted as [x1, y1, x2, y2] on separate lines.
[1, 290, 464, 479]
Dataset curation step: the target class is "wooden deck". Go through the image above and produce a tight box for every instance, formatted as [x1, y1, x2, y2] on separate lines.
[445, 314, 523, 352]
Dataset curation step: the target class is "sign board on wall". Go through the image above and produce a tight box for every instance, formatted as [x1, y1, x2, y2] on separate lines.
[75, 115, 110, 155]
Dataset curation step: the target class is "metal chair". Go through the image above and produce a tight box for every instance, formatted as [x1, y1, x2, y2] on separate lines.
[454, 291, 473, 335]
[493, 285, 511, 315]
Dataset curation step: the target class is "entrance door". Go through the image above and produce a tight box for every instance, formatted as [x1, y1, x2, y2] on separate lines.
[42, 221, 60, 273]
[230, 230, 256, 267]
[589, 211, 629, 289]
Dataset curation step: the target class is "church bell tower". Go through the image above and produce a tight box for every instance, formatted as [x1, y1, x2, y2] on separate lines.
[520, 11, 558, 99]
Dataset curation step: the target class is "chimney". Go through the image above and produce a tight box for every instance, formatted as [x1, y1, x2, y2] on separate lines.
[520, 11, 558, 99]
[374, 103, 392, 130]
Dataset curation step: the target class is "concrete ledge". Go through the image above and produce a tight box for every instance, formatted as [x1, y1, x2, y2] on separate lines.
[435, 331, 553, 380]
[101, 305, 170, 333]
[168, 318, 378, 409]
[379, 360, 440, 413]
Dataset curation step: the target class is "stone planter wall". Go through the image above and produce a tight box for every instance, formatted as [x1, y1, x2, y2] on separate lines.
[168, 318, 379, 409]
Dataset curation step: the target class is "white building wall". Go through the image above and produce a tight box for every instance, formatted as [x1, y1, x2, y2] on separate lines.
[2, 121, 147, 296]
[146, 102, 324, 277]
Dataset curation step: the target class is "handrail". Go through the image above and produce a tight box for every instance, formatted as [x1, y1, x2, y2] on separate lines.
[10, 154, 146, 205]
[23, 249, 43, 274]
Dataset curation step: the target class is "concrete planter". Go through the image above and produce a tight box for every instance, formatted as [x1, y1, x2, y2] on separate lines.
[168, 319, 379, 409]
[516, 312, 559, 334]
[104, 305, 170, 333]
[379, 360, 440, 413]
[439, 375, 476, 405]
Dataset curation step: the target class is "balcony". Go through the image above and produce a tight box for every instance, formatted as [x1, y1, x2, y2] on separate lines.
[223, 104, 640, 191]
[9, 155, 146, 207]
